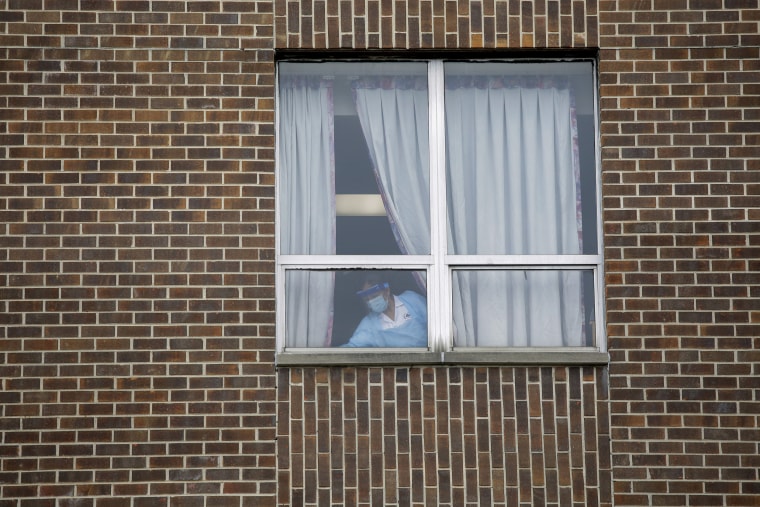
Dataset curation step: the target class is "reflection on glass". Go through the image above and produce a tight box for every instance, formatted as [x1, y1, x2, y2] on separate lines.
[452, 269, 595, 348]
[285, 269, 428, 348]
[444, 61, 598, 255]
[278, 62, 430, 256]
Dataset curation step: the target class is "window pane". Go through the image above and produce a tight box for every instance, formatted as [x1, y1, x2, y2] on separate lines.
[278, 62, 430, 256]
[285, 269, 428, 348]
[452, 269, 595, 347]
[445, 62, 598, 255]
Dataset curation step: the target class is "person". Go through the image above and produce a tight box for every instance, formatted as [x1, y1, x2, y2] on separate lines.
[341, 275, 427, 348]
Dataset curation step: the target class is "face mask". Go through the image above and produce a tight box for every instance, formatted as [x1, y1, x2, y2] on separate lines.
[367, 294, 388, 314]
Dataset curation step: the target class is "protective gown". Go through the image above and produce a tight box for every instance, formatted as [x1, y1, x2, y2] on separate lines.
[342, 291, 427, 348]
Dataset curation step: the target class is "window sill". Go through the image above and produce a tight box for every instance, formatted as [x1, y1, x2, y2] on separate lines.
[444, 348, 609, 366]
[276, 349, 609, 367]
[277, 349, 441, 366]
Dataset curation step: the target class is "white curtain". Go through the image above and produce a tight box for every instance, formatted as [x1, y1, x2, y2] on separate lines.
[279, 76, 335, 347]
[352, 78, 430, 256]
[446, 77, 584, 347]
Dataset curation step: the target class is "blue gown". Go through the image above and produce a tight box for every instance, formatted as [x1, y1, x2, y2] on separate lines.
[342, 291, 428, 348]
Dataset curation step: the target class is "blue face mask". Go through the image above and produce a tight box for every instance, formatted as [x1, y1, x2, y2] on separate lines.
[367, 294, 388, 314]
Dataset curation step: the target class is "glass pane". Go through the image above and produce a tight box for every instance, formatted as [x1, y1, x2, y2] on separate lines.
[445, 61, 598, 255]
[285, 269, 428, 348]
[278, 62, 430, 255]
[452, 269, 595, 347]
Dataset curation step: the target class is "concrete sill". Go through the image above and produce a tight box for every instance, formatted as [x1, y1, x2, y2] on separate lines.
[276, 349, 609, 367]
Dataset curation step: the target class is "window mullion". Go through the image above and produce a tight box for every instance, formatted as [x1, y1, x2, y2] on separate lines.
[428, 60, 449, 353]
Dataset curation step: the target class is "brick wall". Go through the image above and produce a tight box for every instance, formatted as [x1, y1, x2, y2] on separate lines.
[0, 1, 758, 506]
[278, 366, 610, 506]
[0, 1, 278, 505]
[274, 0, 597, 48]
[598, 1, 760, 505]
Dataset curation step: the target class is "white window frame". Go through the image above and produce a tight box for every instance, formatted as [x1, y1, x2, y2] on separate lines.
[274, 57, 607, 365]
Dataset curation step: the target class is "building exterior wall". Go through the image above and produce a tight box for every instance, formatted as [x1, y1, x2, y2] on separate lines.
[277, 366, 609, 506]
[0, 1, 758, 507]
[1, 2, 280, 505]
[599, 2, 760, 505]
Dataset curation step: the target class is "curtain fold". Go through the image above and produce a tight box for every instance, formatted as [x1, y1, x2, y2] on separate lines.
[279, 76, 336, 347]
[446, 76, 584, 347]
[352, 77, 431, 258]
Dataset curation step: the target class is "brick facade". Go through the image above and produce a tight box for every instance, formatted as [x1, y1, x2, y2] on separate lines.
[1, 1, 758, 506]
[599, 1, 760, 504]
[278, 367, 609, 506]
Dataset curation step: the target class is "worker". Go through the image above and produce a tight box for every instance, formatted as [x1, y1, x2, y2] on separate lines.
[341, 274, 427, 348]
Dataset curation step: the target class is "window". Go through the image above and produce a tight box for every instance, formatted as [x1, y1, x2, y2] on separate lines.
[276, 58, 605, 364]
